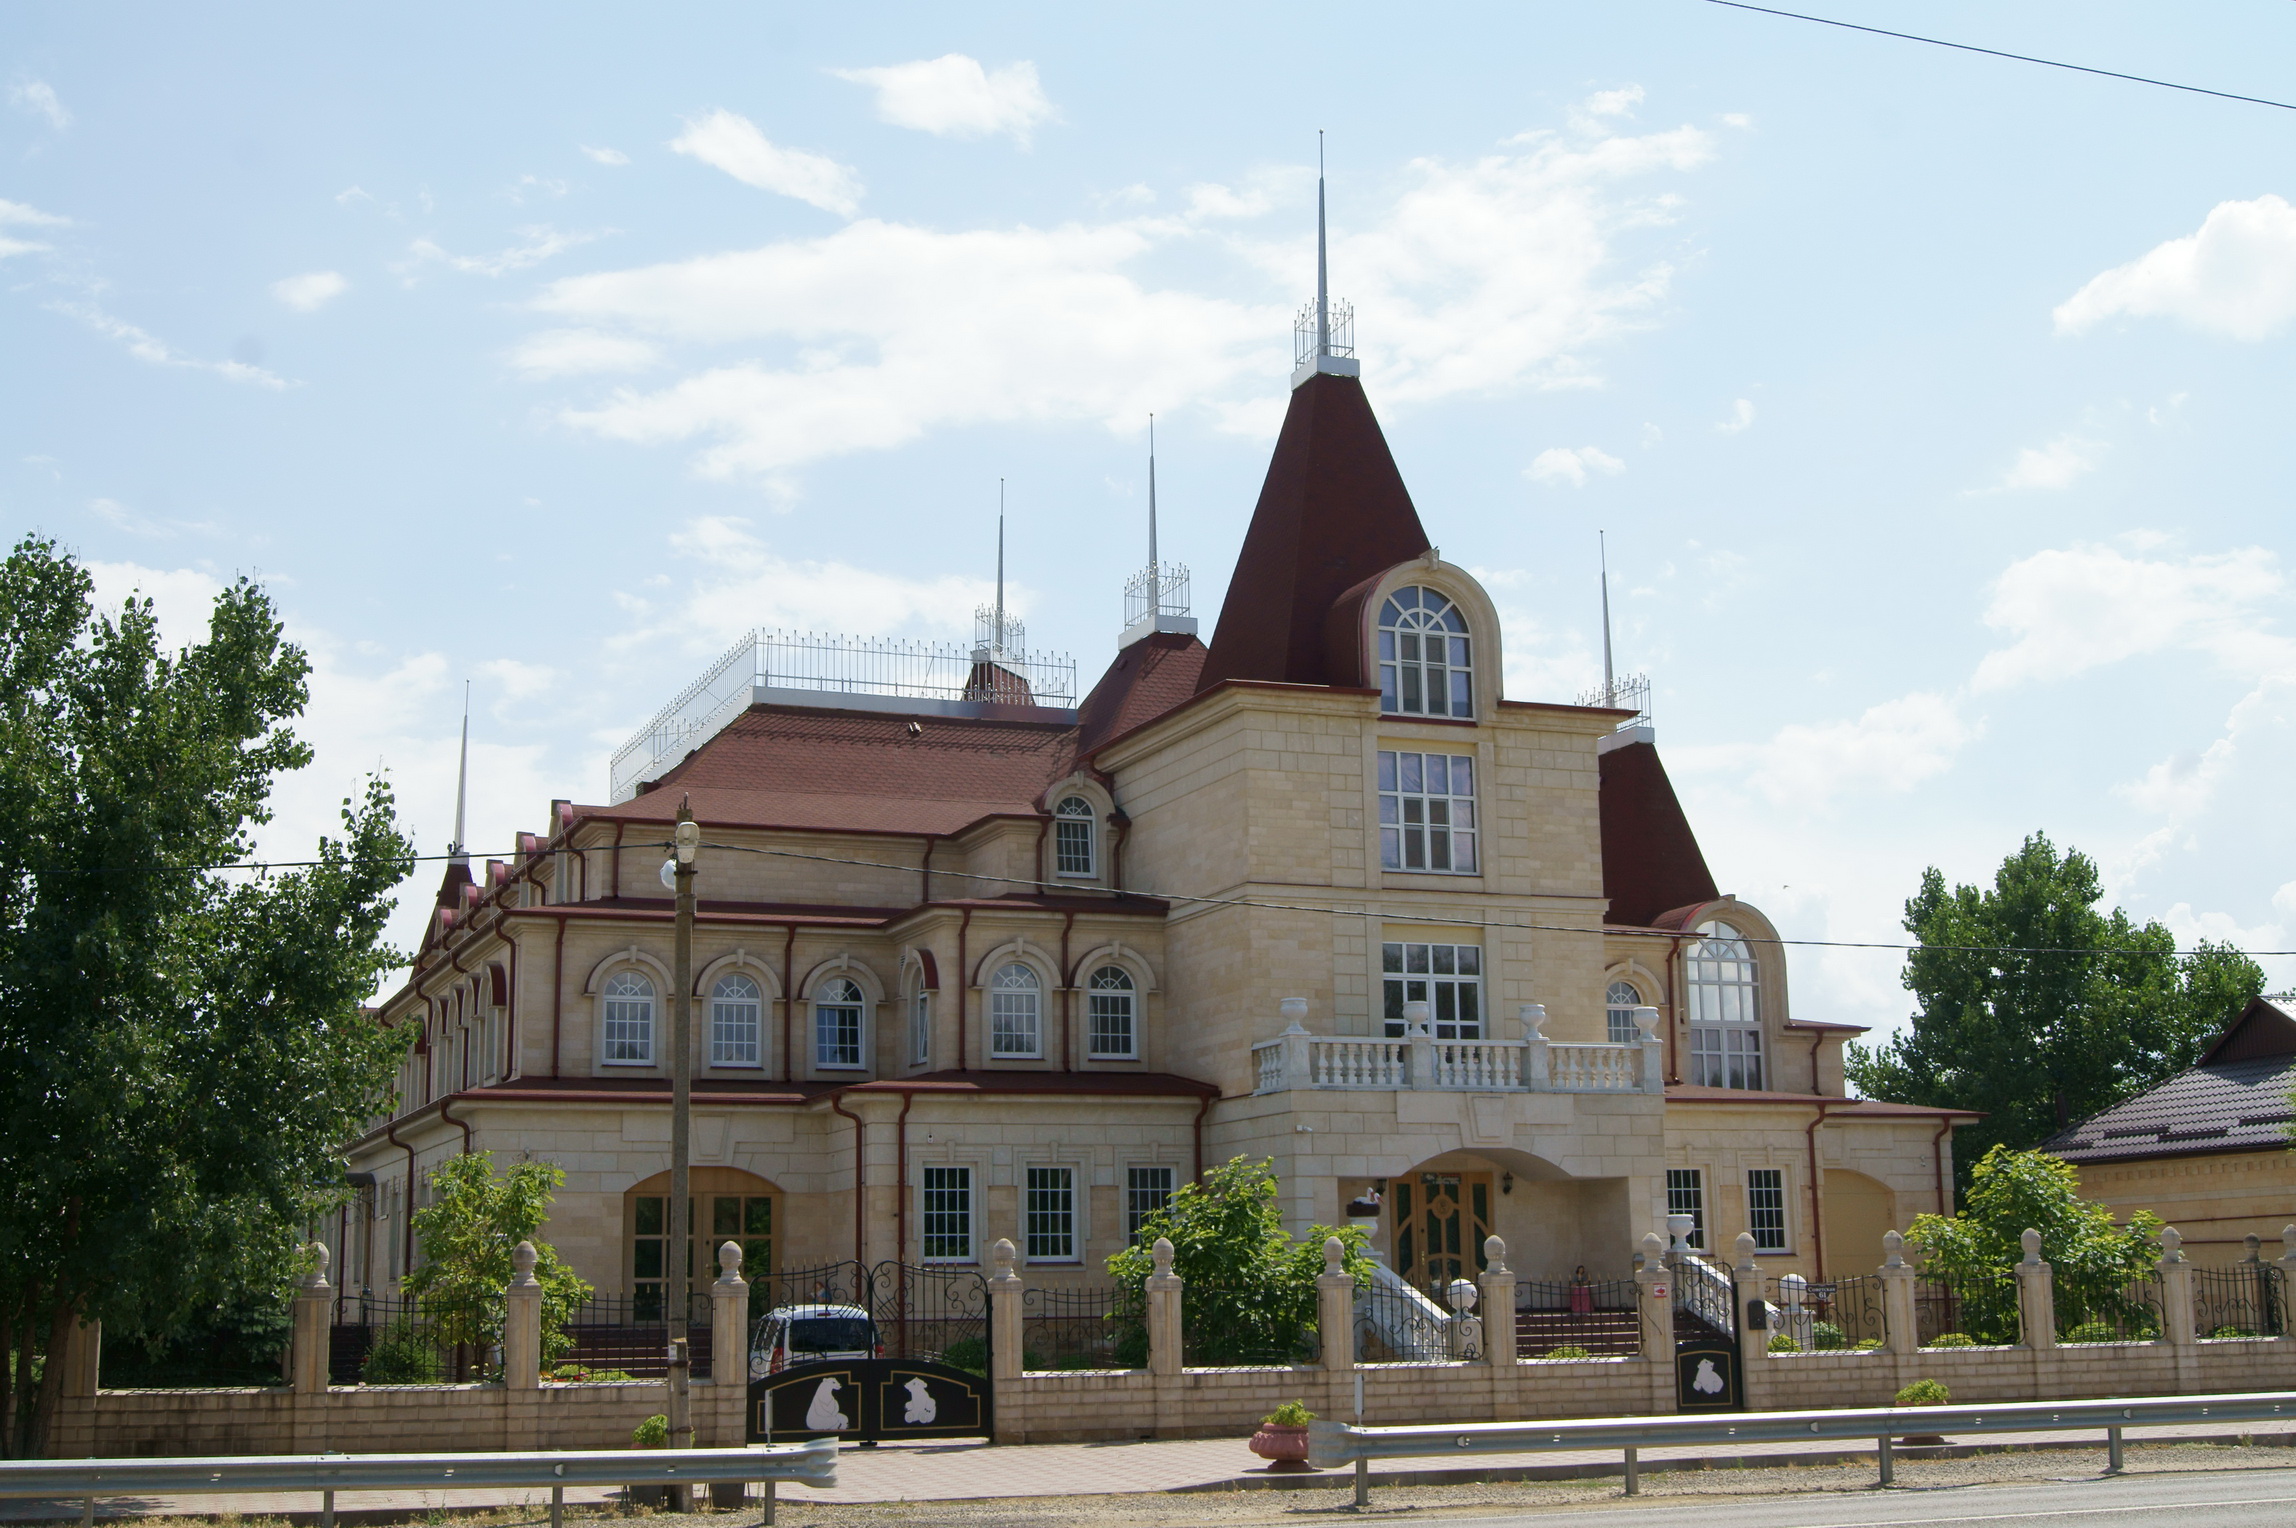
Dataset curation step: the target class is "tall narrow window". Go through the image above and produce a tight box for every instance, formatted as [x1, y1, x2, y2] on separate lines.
[1377, 751, 1478, 872]
[1747, 1168, 1788, 1253]
[710, 973, 762, 1066]
[909, 988, 931, 1067]
[1025, 1165, 1077, 1261]
[921, 1166, 972, 1262]
[1087, 965, 1137, 1058]
[1686, 921, 1763, 1089]
[1605, 980, 1645, 1045]
[813, 977, 865, 1069]
[1382, 942, 1482, 1039]
[1665, 1168, 1706, 1250]
[1377, 586, 1473, 718]
[989, 964, 1042, 1057]
[1053, 796, 1097, 877]
[1126, 1165, 1175, 1242]
[602, 971, 655, 1065]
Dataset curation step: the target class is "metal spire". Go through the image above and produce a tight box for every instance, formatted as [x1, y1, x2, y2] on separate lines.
[1147, 415, 1158, 576]
[449, 680, 470, 865]
[1599, 532, 1616, 707]
[1315, 130, 1330, 358]
[995, 480, 1006, 654]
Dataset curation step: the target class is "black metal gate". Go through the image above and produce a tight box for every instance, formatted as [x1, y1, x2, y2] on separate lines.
[749, 1357, 991, 1442]
[746, 1260, 990, 1367]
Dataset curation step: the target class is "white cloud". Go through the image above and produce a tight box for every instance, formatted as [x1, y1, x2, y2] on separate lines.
[88, 497, 216, 539]
[271, 270, 348, 312]
[9, 79, 69, 131]
[1526, 445, 1625, 487]
[1972, 542, 2291, 692]
[0, 197, 66, 259]
[402, 226, 596, 278]
[581, 145, 629, 167]
[48, 300, 290, 389]
[477, 657, 559, 702]
[1716, 397, 1755, 433]
[1676, 692, 1976, 807]
[830, 55, 1055, 145]
[1582, 86, 1645, 119]
[84, 560, 224, 647]
[1990, 433, 2099, 491]
[526, 108, 1713, 482]
[2055, 194, 2296, 341]
[508, 328, 663, 378]
[668, 110, 862, 216]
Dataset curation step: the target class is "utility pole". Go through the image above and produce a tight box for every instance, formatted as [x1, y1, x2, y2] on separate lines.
[665, 801, 700, 1488]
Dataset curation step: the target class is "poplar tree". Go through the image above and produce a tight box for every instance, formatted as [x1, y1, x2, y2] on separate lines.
[1847, 833, 2263, 1189]
[0, 538, 411, 1454]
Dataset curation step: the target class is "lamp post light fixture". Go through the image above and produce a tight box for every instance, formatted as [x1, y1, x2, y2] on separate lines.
[664, 804, 700, 1490]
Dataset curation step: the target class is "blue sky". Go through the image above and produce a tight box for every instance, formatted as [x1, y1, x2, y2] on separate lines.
[6, 2, 2294, 1034]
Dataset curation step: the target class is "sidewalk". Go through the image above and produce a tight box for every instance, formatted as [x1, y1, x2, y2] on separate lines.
[3, 1421, 2291, 1520]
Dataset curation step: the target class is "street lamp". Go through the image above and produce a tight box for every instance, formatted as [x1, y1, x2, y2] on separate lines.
[663, 804, 700, 1474]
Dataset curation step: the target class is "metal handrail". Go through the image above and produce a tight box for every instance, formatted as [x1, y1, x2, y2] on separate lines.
[1309, 1389, 2296, 1503]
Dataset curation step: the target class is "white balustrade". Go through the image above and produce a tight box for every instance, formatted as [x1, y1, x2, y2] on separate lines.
[1545, 1041, 1641, 1093]
[1312, 1038, 1409, 1089]
[1252, 1041, 1286, 1094]
[1251, 1034, 1645, 1093]
[1428, 1040, 1524, 1090]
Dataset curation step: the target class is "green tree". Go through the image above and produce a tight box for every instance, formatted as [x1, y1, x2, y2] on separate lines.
[0, 538, 412, 1453]
[1908, 1145, 2161, 1344]
[1847, 833, 2263, 1188]
[404, 1153, 592, 1370]
[1105, 1157, 1372, 1366]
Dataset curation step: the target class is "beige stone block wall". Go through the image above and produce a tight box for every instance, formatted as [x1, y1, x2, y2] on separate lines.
[2073, 1153, 2296, 1268]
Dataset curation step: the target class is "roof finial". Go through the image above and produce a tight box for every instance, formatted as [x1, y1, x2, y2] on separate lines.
[1147, 414, 1158, 574]
[1119, 420, 1196, 648]
[995, 479, 1006, 655]
[1316, 130, 1330, 359]
[1291, 134, 1358, 388]
[449, 680, 470, 866]
[1599, 531, 1615, 708]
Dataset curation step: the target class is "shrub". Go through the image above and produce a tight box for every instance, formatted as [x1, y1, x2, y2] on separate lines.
[360, 1322, 442, 1384]
[1895, 1379, 1951, 1408]
[1543, 1344, 1592, 1360]
[631, 1414, 669, 1449]
[1809, 1321, 1845, 1350]
[1926, 1332, 1975, 1348]
[1767, 1333, 1802, 1353]
[2211, 1325, 2258, 1340]
[940, 1337, 988, 1375]
[1263, 1401, 1315, 1427]
[1854, 1338, 1885, 1351]
[2060, 1320, 2118, 1344]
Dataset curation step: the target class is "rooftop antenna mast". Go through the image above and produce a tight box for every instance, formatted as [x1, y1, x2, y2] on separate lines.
[449, 680, 470, 866]
[1599, 532, 1615, 708]
[1316, 130, 1330, 358]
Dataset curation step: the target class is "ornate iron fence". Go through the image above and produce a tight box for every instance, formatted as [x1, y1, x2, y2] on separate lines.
[1180, 1284, 1320, 1367]
[1914, 1270, 2018, 1347]
[1354, 1278, 1455, 1364]
[1766, 1275, 1888, 1351]
[2194, 1263, 2285, 1339]
[865, 1261, 990, 1368]
[1514, 1277, 1639, 1358]
[328, 1293, 500, 1384]
[557, 1292, 712, 1379]
[1021, 1284, 1132, 1369]
[2054, 1274, 2163, 1344]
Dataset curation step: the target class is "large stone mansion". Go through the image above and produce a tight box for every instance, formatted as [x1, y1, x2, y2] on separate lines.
[337, 316, 1975, 1308]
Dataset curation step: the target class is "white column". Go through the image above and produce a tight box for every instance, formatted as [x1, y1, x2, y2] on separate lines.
[292, 1241, 334, 1395]
[502, 1240, 544, 1390]
[1879, 1230, 1919, 1356]
[2157, 1227, 2196, 1348]
[1633, 1006, 1665, 1094]
[2013, 1229, 2055, 1351]
[1146, 1236, 1183, 1376]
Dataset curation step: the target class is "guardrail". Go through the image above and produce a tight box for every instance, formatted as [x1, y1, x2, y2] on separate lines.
[0, 1442, 838, 1528]
[1309, 1390, 2296, 1505]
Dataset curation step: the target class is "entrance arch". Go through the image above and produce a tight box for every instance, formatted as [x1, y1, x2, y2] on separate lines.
[624, 1166, 780, 1312]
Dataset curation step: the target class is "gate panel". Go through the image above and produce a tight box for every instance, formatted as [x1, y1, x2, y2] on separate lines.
[749, 1357, 991, 1442]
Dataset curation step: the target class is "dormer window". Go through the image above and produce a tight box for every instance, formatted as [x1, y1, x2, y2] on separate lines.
[1686, 921, 1763, 1089]
[1378, 587, 1472, 718]
[1054, 796, 1097, 877]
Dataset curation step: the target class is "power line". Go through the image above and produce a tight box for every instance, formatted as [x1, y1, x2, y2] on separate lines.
[692, 837, 2296, 962]
[1704, 0, 2296, 112]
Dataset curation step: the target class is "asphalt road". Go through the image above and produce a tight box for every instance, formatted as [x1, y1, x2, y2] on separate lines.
[1440, 1470, 2296, 1528]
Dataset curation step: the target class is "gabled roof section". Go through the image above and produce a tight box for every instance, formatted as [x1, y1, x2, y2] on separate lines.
[1198, 372, 1432, 692]
[2199, 995, 2296, 1066]
[1078, 630, 1207, 755]
[1598, 739, 1720, 927]
[2044, 998, 2296, 1163]
[579, 703, 1079, 837]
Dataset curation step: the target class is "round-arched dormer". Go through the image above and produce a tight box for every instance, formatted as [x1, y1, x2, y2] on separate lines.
[1327, 555, 1506, 722]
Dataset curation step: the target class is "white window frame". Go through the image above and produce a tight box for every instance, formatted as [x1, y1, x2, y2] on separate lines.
[1377, 585, 1474, 719]
[920, 1165, 974, 1263]
[1665, 1167, 1706, 1250]
[1125, 1165, 1175, 1242]
[601, 970, 656, 1066]
[813, 977, 867, 1070]
[1605, 979, 1645, 1046]
[1377, 750, 1479, 873]
[1086, 965, 1138, 1059]
[1024, 1164, 1079, 1263]
[1746, 1167, 1790, 1254]
[1381, 941, 1483, 1039]
[989, 963, 1043, 1058]
[710, 972, 763, 1067]
[1053, 796, 1097, 878]
[1687, 921, 1764, 1089]
[908, 988, 931, 1067]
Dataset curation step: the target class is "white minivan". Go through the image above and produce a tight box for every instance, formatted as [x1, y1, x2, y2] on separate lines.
[749, 1302, 883, 1379]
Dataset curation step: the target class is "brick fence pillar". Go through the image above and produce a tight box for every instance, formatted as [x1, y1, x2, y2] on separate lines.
[2277, 1226, 2296, 1346]
[709, 1240, 751, 1445]
[2157, 1227, 2196, 1348]
[503, 1241, 543, 1389]
[2014, 1229, 2056, 1351]
[1635, 1231, 1675, 1414]
[988, 1238, 1024, 1442]
[292, 1241, 334, 1395]
[1479, 1236, 1518, 1419]
[1879, 1231, 1918, 1357]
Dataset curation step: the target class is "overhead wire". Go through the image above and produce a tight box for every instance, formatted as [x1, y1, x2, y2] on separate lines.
[1703, 0, 2296, 112]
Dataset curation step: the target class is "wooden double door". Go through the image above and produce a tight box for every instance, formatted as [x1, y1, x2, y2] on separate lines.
[1392, 1171, 1493, 1293]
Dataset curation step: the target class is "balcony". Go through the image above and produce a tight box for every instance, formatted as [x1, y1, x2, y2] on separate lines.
[1250, 1001, 1664, 1096]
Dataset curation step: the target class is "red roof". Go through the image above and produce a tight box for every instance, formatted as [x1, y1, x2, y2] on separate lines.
[1078, 631, 1208, 754]
[1198, 372, 1432, 691]
[1597, 740, 1719, 927]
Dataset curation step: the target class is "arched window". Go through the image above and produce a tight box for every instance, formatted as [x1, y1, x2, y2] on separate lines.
[908, 987, 931, 1066]
[1087, 965, 1137, 1058]
[1686, 922, 1762, 1089]
[814, 977, 866, 1069]
[602, 970, 655, 1065]
[1605, 980, 1645, 1046]
[711, 972, 762, 1066]
[1054, 796, 1097, 877]
[989, 963, 1042, 1058]
[1378, 587, 1473, 718]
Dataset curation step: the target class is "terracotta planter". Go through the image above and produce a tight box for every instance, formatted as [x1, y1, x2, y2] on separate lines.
[1249, 1423, 1316, 1471]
